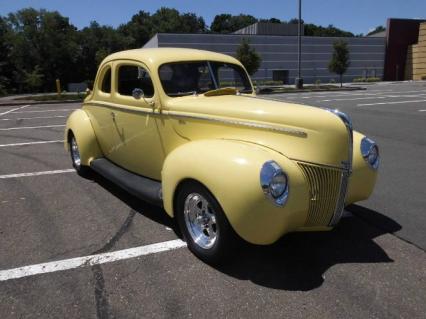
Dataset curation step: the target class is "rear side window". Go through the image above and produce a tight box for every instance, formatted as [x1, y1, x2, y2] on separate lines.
[117, 65, 154, 98]
[100, 68, 111, 93]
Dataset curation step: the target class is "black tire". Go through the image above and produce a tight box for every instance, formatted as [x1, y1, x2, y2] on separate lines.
[176, 181, 240, 265]
[69, 134, 91, 177]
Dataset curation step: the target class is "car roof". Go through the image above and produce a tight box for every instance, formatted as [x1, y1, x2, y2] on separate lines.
[102, 48, 242, 69]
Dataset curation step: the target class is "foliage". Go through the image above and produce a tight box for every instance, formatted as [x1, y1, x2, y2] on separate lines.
[0, 7, 359, 95]
[235, 38, 261, 75]
[367, 25, 385, 36]
[328, 40, 350, 87]
[210, 14, 257, 33]
[305, 24, 354, 37]
[353, 77, 381, 82]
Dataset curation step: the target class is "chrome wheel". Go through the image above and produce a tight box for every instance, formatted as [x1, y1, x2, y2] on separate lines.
[183, 193, 218, 249]
[70, 137, 81, 169]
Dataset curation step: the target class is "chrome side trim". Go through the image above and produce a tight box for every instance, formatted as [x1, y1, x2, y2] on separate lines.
[85, 101, 156, 115]
[325, 108, 353, 227]
[164, 111, 308, 137]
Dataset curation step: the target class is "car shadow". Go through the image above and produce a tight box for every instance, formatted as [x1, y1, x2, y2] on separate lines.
[89, 172, 401, 291]
[216, 205, 401, 291]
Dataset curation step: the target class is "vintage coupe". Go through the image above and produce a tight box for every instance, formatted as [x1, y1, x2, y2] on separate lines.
[65, 48, 379, 263]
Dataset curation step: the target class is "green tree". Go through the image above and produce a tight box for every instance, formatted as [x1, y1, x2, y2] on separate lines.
[367, 25, 385, 36]
[0, 16, 13, 94]
[210, 14, 257, 33]
[118, 8, 206, 48]
[328, 40, 350, 87]
[235, 38, 261, 75]
[304, 23, 354, 37]
[23, 65, 44, 91]
[7, 8, 80, 92]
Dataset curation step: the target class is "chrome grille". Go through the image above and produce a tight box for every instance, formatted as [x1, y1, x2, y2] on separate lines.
[298, 163, 346, 227]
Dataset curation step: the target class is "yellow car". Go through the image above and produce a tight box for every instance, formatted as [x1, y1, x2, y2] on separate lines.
[65, 48, 379, 263]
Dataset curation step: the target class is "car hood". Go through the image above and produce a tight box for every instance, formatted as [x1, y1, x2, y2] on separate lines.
[164, 95, 350, 167]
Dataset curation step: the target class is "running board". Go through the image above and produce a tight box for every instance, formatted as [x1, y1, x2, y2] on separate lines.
[90, 158, 162, 206]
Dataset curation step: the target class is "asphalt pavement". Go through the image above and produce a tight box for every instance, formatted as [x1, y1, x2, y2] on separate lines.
[0, 82, 425, 318]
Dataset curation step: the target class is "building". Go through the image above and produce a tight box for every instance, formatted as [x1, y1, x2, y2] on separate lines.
[144, 22, 386, 84]
[384, 18, 426, 81]
[404, 22, 426, 80]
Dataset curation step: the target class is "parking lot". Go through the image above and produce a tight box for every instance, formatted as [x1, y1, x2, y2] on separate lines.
[0, 82, 425, 318]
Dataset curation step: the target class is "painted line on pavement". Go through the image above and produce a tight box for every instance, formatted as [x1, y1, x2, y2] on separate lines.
[0, 239, 187, 281]
[0, 115, 67, 121]
[12, 109, 75, 114]
[321, 93, 426, 102]
[0, 105, 30, 117]
[419, 109, 426, 112]
[357, 100, 426, 106]
[0, 140, 64, 148]
[0, 169, 74, 179]
[0, 124, 65, 131]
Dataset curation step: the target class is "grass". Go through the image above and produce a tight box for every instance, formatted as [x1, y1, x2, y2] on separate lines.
[15, 93, 85, 101]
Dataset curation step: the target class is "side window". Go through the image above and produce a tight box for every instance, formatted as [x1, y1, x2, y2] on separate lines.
[117, 65, 154, 98]
[100, 67, 111, 93]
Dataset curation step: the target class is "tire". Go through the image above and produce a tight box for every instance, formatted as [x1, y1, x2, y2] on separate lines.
[176, 181, 240, 264]
[69, 134, 91, 177]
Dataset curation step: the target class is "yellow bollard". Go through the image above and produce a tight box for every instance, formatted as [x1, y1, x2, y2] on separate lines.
[56, 79, 61, 96]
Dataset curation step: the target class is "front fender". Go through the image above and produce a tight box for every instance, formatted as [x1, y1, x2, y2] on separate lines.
[162, 139, 309, 245]
[64, 109, 102, 166]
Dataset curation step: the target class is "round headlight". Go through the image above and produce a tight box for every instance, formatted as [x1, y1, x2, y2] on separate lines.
[260, 161, 289, 206]
[361, 137, 379, 170]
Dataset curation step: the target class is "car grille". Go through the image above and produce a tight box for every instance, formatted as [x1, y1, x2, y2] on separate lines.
[298, 162, 348, 227]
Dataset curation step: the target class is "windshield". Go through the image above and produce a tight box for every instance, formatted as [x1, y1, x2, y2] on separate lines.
[159, 61, 253, 97]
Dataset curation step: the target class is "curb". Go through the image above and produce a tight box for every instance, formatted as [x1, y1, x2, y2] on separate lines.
[0, 100, 82, 108]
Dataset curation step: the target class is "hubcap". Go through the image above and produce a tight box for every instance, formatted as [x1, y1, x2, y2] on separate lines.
[70, 137, 81, 168]
[183, 193, 218, 249]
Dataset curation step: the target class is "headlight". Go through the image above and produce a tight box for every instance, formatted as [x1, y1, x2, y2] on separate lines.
[361, 137, 379, 170]
[260, 160, 289, 206]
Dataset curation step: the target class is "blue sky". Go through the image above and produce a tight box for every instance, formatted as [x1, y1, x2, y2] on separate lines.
[1, 0, 425, 35]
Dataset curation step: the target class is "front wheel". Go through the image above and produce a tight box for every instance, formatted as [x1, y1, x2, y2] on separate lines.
[176, 181, 240, 264]
[69, 134, 91, 177]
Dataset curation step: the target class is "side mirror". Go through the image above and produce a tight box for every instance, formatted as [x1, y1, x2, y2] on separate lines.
[132, 88, 144, 100]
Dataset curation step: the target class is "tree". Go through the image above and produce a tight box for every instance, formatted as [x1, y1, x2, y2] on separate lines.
[304, 23, 354, 37]
[328, 40, 350, 87]
[367, 25, 385, 36]
[235, 38, 261, 75]
[210, 14, 257, 33]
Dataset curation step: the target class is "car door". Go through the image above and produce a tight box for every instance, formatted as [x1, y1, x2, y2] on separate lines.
[84, 62, 118, 157]
[107, 60, 165, 180]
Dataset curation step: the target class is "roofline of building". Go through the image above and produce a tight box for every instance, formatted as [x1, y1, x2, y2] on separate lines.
[152, 32, 384, 40]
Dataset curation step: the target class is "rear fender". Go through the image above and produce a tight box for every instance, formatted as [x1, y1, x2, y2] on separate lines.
[64, 109, 102, 166]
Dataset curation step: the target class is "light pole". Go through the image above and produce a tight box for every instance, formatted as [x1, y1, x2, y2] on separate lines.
[295, 0, 303, 89]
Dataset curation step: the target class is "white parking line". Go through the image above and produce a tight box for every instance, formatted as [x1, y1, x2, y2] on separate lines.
[419, 109, 426, 112]
[12, 109, 74, 114]
[0, 124, 65, 131]
[0, 140, 64, 148]
[321, 93, 426, 102]
[0, 105, 30, 117]
[0, 239, 186, 281]
[0, 169, 74, 179]
[0, 115, 67, 121]
[357, 100, 426, 106]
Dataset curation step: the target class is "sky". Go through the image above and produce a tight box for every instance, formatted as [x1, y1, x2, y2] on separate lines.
[1, 0, 425, 35]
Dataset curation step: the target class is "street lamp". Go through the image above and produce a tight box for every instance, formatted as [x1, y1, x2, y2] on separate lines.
[295, 0, 303, 89]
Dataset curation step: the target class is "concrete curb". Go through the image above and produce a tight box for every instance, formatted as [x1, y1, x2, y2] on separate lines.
[0, 100, 82, 108]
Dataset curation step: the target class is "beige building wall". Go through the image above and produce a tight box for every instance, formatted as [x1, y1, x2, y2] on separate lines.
[405, 22, 426, 80]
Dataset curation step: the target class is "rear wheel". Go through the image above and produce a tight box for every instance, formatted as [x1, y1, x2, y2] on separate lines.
[69, 134, 90, 177]
[176, 181, 240, 264]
